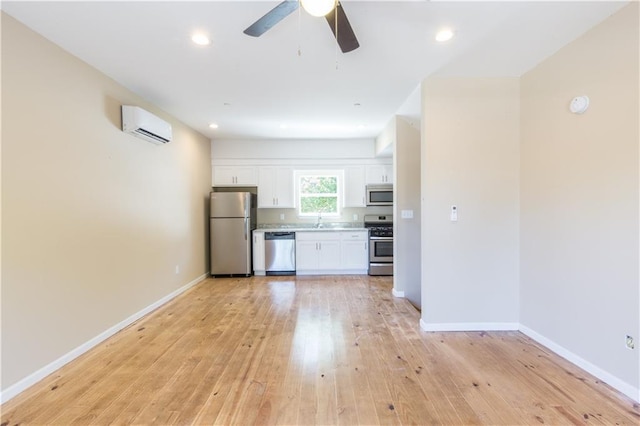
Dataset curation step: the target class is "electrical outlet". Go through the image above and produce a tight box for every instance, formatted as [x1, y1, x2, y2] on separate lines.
[279, 213, 285, 221]
[353, 213, 358, 221]
[625, 335, 635, 350]
[175, 265, 180, 274]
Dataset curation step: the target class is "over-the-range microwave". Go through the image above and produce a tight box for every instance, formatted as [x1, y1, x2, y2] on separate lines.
[366, 184, 393, 206]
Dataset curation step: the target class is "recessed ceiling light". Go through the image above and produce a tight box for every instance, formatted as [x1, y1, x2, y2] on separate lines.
[209, 123, 219, 129]
[280, 124, 288, 129]
[191, 33, 211, 46]
[435, 28, 454, 43]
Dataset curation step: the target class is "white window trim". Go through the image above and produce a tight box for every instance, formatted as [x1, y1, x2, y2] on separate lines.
[294, 169, 344, 218]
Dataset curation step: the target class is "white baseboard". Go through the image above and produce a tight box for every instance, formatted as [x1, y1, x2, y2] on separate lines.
[519, 324, 639, 403]
[392, 288, 405, 298]
[419, 319, 519, 332]
[0, 273, 208, 404]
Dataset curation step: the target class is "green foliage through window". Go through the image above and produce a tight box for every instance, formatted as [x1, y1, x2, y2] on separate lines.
[298, 174, 340, 216]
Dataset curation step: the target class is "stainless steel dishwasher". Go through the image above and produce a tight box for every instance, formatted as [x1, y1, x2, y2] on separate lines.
[264, 232, 296, 275]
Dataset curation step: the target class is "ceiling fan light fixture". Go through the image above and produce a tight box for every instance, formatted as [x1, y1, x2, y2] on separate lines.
[435, 28, 454, 42]
[300, 0, 337, 17]
[191, 33, 211, 46]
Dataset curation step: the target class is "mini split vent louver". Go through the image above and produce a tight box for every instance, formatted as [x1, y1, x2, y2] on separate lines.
[121, 105, 172, 144]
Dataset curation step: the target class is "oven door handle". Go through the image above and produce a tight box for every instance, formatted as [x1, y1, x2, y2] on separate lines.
[369, 236, 393, 241]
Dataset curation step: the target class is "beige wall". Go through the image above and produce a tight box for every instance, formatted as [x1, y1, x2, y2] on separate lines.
[520, 2, 639, 391]
[393, 117, 421, 306]
[421, 77, 521, 327]
[1, 14, 212, 391]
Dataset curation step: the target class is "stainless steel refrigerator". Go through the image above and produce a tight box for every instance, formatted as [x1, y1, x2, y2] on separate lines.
[209, 192, 257, 276]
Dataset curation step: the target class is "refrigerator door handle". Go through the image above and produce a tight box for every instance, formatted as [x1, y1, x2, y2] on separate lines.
[244, 218, 248, 240]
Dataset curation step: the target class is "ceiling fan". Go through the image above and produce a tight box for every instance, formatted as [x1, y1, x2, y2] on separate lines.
[243, 0, 360, 53]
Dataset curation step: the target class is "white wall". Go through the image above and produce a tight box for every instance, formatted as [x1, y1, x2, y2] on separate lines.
[394, 117, 421, 307]
[1, 13, 212, 396]
[419, 3, 640, 401]
[420, 77, 521, 329]
[520, 2, 639, 397]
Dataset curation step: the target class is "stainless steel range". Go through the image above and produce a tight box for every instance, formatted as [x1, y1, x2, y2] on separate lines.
[364, 214, 393, 276]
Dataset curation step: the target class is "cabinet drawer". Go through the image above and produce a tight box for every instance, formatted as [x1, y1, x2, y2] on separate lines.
[296, 231, 341, 241]
[340, 231, 368, 241]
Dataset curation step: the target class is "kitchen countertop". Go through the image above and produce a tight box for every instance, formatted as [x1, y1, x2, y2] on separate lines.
[256, 223, 367, 233]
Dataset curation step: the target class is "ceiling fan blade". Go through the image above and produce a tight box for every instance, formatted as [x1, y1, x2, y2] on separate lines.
[244, 0, 300, 37]
[325, 2, 359, 53]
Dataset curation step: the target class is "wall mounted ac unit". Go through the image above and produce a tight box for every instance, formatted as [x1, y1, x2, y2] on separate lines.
[121, 105, 172, 144]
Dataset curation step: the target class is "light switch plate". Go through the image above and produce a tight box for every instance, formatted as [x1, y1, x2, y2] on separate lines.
[401, 210, 413, 219]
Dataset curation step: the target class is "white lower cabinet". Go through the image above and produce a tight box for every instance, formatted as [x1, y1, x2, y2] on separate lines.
[295, 232, 341, 274]
[340, 231, 368, 272]
[295, 231, 367, 275]
[252, 231, 265, 275]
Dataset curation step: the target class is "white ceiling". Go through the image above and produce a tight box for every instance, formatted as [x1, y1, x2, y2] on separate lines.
[2, 1, 628, 141]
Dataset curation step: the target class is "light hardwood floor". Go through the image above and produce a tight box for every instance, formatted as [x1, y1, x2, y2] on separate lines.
[2, 275, 639, 425]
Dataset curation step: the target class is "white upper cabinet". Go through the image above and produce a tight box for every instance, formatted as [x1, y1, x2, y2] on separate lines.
[213, 166, 257, 186]
[258, 167, 295, 208]
[344, 166, 366, 207]
[365, 164, 394, 184]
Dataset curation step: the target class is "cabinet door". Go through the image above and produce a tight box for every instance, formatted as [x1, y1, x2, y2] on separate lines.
[213, 166, 256, 186]
[341, 231, 368, 271]
[258, 167, 295, 208]
[383, 164, 394, 184]
[295, 240, 319, 270]
[213, 167, 236, 186]
[318, 240, 341, 270]
[274, 167, 294, 208]
[341, 240, 368, 270]
[257, 167, 276, 207]
[235, 167, 257, 185]
[252, 231, 265, 274]
[344, 166, 366, 207]
[365, 164, 393, 184]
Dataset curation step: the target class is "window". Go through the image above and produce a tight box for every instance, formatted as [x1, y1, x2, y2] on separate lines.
[296, 170, 342, 217]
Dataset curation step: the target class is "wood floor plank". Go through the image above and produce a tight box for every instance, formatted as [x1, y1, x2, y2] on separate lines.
[2, 275, 638, 426]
